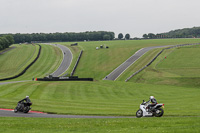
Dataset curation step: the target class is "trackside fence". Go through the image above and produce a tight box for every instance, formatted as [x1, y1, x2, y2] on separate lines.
[125, 43, 200, 82]
[36, 77, 93, 81]
[70, 50, 83, 76]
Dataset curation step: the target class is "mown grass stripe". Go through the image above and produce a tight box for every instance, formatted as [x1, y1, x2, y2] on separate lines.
[0, 44, 36, 78]
[0, 82, 30, 98]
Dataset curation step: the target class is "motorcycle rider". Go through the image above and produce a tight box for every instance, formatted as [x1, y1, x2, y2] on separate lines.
[146, 96, 157, 112]
[18, 96, 31, 110]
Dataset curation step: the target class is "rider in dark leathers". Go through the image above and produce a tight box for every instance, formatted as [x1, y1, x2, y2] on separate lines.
[146, 96, 157, 111]
[18, 96, 31, 109]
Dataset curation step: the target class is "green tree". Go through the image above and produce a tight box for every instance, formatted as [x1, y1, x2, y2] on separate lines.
[125, 34, 130, 40]
[103, 34, 111, 40]
[4, 35, 14, 44]
[1, 31, 115, 43]
[0, 37, 9, 49]
[118, 33, 123, 39]
[143, 34, 148, 39]
[0, 38, 3, 50]
[148, 33, 156, 39]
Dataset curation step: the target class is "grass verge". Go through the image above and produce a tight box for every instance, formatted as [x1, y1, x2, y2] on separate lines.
[0, 117, 200, 133]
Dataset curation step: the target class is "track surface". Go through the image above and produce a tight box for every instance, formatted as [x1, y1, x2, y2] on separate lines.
[1, 109, 198, 118]
[0, 110, 135, 118]
[0, 80, 31, 85]
[0, 46, 16, 55]
[48, 44, 72, 77]
[104, 45, 171, 81]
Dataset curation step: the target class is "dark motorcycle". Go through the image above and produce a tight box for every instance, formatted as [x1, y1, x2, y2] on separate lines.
[14, 101, 32, 113]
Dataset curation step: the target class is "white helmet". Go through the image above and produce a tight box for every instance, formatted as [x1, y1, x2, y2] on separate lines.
[26, 96, 29, 98]
[150, 96, 154, 99]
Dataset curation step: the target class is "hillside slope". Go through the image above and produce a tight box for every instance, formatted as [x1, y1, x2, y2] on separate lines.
[59, 39, 200, 80]
[0, 44, 63, 81]
[0, 44, 37, 79]
[129, 44, 200, 87]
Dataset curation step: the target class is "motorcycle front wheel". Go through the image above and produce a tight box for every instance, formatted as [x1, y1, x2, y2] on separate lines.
[14, 107, 18, 113]
[136, 109, 143, 118]
[154, 108, 164, 117]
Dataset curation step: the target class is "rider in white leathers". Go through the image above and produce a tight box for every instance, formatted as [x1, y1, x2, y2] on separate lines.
[146, 96, 157, 111]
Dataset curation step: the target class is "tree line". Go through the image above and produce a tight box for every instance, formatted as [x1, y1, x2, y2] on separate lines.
[0, 35, 14, 51]
[143, 27, 200, 39]
[0, 31, 115, 43]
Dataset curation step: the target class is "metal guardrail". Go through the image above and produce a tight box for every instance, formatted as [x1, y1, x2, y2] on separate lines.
[70, 50, 83, 76]
[125, 43, 200, 82]
[36, 77, 93, 81]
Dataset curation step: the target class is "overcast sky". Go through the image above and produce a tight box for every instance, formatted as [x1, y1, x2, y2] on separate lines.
[0, 0, 200, 37]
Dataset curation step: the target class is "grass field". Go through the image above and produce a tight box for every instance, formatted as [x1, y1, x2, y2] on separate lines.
[9, 44, 63, 81]
[156, 45, 200, 77]
[58, 39, 200, 80]
[129, 44, 200, 87]
[0, 44, 38, 79]
[1, 39, 200, 132]
[1, 117, 200, 133]
[0, 81, 199, 116]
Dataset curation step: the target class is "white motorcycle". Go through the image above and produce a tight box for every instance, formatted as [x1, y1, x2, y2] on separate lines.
[136, 100, 164, 118]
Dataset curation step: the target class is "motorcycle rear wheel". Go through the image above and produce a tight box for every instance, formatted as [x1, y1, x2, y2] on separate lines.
[136, 109, 143, 118]
[154, 108, 164, 117]
[23, 106, 30, 113]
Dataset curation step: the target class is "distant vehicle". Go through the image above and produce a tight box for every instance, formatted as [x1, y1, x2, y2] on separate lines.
[136, 100, 164, 118]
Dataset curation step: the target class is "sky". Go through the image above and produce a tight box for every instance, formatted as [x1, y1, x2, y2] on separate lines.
[0, 0, 200, 37]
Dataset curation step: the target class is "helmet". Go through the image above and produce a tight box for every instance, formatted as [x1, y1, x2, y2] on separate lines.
[150, 96, 154, 99]
[26, 96, 29, 98]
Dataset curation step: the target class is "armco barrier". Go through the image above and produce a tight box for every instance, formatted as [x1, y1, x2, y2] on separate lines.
[71, 50, 83, 76]
[36, 77, 93, 81]
[71, 43, 78, 46]
[125, 43, 200, 82]
[0, 44, 42, 81]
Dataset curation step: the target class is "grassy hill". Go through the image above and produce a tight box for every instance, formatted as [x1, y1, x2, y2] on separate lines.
[15, 44, 63, 80]
[156, 45, 200, 77]
[0, 39, 200, 132]
[58, 39, 200, 80]
[128, 44, 200, 87]
[0, 44, 37, 79]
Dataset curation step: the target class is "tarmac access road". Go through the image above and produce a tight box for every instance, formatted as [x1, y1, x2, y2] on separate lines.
[104, 45, 172, 81]
[46, 44, 72, 77]
[0, 109, 135, 118]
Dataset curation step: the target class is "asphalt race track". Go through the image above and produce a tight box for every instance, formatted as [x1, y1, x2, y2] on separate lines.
[104, 45, 171, 81]
[48, 44, 72, 77]
[0, 80, 30, 85]
[0, 109, 135, 118]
